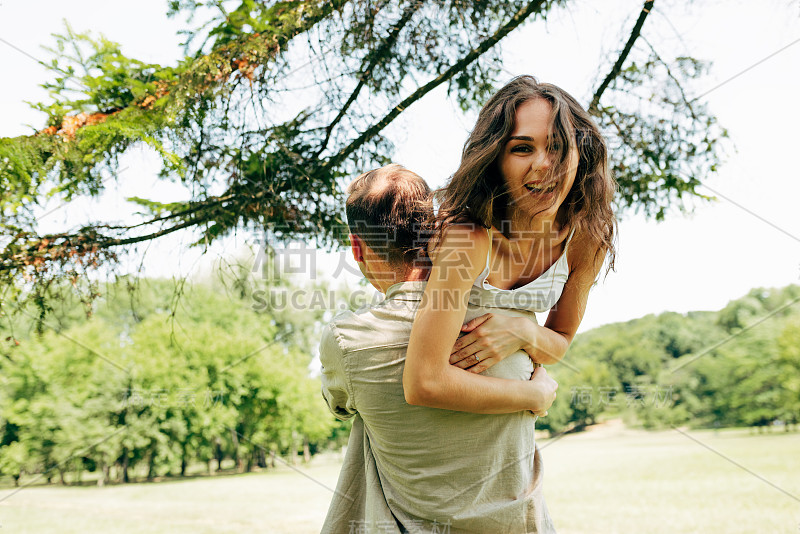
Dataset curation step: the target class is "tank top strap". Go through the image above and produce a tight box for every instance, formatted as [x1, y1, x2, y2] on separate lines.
[470, 226, 492, 289]
[484, 226, 493, 273]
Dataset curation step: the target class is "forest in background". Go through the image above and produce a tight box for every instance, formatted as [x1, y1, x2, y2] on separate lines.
[540, 283, 800, 434]
[0, 266, 350, 487]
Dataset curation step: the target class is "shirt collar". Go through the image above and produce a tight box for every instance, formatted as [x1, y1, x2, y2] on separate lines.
[384, 281, 426, 301]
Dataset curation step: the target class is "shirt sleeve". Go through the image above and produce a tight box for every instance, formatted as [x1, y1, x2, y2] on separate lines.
[319, 323, 357, 421]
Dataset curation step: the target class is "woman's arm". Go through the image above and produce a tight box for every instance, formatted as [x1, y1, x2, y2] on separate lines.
[449, 233, 606, 372]
[535, 233, 606, 362]
[402, 224, 557, 414]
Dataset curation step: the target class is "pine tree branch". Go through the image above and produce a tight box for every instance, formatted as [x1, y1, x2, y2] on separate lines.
[589, 0, 655, 114]
[94, 218, 205, 248]
[33, 0, 349, 138]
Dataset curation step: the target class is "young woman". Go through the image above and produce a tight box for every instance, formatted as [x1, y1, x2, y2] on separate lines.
[403, 76, 617, 413]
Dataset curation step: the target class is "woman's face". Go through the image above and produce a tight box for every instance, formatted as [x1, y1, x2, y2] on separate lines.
[498, 98, 578, 222]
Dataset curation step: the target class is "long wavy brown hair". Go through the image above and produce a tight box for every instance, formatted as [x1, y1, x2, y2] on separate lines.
[433, 75, 617, 272]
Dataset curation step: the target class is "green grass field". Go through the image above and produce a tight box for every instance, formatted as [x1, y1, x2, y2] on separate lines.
[1, 423, 798, 533]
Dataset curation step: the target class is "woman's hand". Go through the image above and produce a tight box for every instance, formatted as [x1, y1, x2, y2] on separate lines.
[449, 313, 536, 374]
[528, 366, 558, 416]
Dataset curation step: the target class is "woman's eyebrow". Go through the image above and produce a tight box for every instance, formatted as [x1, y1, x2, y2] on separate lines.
[508, 135, 535, 142]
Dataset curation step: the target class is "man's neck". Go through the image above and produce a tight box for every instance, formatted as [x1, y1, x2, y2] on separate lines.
[404, 267, 430, 282]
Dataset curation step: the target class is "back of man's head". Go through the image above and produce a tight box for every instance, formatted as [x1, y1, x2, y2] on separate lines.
[346, 164, 432, 270]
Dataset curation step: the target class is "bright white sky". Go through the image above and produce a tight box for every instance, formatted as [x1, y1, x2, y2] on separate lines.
[1, 0, 799, 332]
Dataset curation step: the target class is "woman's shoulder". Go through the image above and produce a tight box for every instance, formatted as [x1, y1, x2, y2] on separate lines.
[429, 222, 490, 275]
[567, 225, 607, 275]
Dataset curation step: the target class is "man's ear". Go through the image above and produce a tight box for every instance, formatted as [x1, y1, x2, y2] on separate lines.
[349, 233, 364, 263]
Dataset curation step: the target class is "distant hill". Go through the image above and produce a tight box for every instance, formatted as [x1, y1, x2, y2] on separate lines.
[538, 284, 800, 433]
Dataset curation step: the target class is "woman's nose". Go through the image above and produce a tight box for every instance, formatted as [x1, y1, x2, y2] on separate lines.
[535, 151, 553, 172]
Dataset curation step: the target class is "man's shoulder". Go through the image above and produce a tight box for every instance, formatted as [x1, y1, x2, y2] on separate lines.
[324, 300, 416, 356]
[326, 306, 371, 334]
[321, 309, 360, 354]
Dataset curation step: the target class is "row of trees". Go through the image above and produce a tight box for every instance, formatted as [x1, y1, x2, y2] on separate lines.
[2, 271, 796, 486]
[538, 284, 800, 434]
[0, 271, 351, 487]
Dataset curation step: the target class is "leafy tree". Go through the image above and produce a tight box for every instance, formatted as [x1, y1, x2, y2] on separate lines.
[777, 317, 800, 428]
[540, 359, 617, 433]
[0, 321, 127, 484]
[654, 310, 717, 359]
[0, 273, 336, 485]
[551, 284, 800, 431]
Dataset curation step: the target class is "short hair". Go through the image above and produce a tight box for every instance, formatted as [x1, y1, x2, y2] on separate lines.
[345, 164, 432, 268]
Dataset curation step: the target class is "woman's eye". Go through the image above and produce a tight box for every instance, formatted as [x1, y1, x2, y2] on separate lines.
[510, 145, 532, 153]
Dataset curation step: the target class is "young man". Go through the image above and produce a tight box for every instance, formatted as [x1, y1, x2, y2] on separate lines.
[320, 164, 558, 533]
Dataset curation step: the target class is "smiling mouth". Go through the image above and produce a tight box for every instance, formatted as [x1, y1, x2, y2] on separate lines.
[523, 182, 558, 194]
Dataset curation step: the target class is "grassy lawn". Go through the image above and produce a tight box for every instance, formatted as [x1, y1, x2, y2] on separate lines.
[541, 422, 800, 533]
[1, 423, 798, 533]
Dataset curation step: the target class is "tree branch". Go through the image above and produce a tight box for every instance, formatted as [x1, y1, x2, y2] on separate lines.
[324, 0, 547, 170]
[34, 0, 349, 138]
[315, 1, 422, 157]
[589, 0, 655, 114]
[95, 218, 205, 248]
[641, 35, 698, 120]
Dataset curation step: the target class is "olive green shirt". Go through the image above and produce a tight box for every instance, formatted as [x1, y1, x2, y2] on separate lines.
[319, 281, 556, 533]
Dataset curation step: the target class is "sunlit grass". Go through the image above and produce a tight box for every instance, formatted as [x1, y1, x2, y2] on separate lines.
[1, 424, 798, 533]
[541, 422, 800, 534]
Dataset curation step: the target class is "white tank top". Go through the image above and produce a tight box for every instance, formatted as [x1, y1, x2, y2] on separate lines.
[469, 226, 575, 312]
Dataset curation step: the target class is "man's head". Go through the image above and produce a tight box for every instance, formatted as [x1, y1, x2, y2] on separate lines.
[346, 164, 432, 292]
